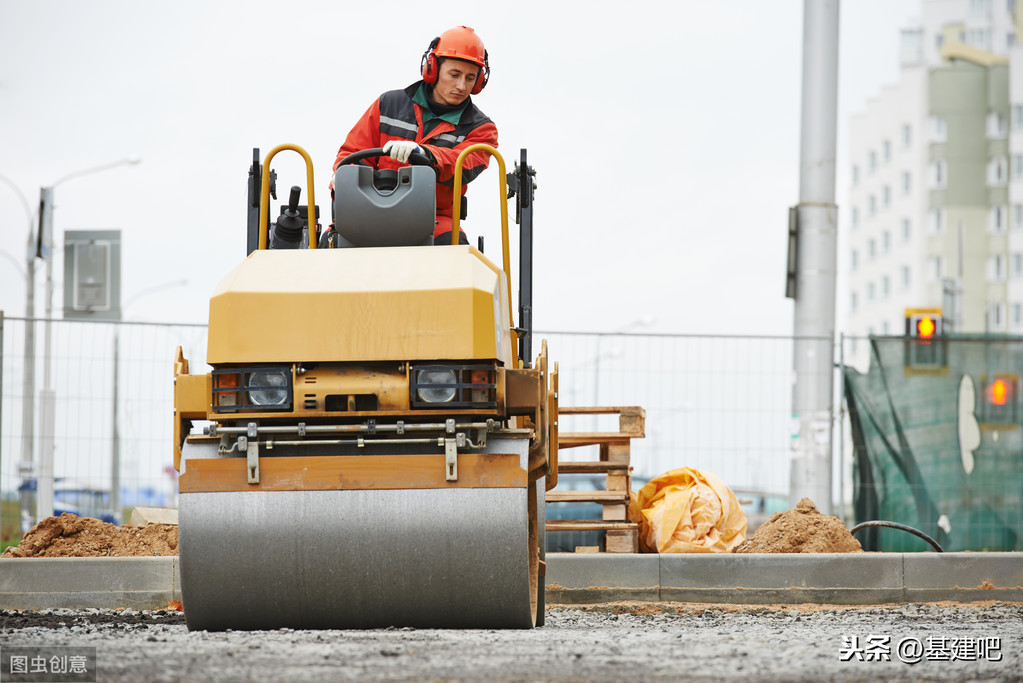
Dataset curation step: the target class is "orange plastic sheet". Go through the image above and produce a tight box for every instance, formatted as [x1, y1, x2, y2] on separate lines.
[628, 467, 747, 553]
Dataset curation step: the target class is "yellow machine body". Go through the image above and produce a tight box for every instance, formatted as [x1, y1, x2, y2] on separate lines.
[206, 246, 514, 365]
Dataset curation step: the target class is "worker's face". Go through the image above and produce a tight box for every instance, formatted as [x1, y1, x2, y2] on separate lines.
[430, 59, 479, 106]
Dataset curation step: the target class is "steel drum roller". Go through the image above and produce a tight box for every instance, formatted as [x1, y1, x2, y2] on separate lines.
[179, 442, 537, 630]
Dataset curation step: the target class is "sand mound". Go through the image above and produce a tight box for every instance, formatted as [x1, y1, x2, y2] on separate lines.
[731, 498, 862, 553]
[2, 512, 178, 558]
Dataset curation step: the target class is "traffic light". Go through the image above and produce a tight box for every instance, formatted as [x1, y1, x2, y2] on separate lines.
[905, 309, 943, 338]
[979, 374, 1019, 427]
[904, 308, 946, 373]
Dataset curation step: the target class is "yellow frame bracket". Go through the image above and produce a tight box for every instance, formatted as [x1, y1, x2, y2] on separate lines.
[258, 143, 317, 250]
[451, 144, 518, 361]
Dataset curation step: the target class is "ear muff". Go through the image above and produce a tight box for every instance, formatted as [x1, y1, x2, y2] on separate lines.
[420, 37, 440, 84]
[469, 49, 489, 95]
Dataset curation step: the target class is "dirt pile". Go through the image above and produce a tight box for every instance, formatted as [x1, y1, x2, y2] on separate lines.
[2, 513, 178, 558]
[732, 498, 862, 553]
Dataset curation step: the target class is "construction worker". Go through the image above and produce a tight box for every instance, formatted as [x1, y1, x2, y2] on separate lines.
[332, 26, 498, 245]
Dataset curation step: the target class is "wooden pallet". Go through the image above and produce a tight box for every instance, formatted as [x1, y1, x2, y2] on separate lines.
[546, 406, 645, 553]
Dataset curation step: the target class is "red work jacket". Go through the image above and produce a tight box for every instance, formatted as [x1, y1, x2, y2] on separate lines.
[333, 81, 499, 237]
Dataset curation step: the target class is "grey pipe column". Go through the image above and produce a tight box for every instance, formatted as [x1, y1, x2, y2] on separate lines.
[790, 0, 840, 514]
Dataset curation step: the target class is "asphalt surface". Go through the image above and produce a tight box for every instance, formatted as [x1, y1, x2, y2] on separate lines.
[1, 602, 1021, 682]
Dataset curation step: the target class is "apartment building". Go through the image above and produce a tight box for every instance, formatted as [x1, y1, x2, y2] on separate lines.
[846, 0, 1023, 362]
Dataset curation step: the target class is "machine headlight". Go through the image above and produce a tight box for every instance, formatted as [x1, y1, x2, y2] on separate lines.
[410, 364, 497, 409]
[212, 366, 293, 412]
[416, 368, 457, 403]
[247, 370, 290, 406]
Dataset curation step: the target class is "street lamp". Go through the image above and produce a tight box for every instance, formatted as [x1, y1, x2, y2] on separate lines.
[35, 157, 141, 526]
[1, 172, 39, 533]
[110, 278, 187, 522]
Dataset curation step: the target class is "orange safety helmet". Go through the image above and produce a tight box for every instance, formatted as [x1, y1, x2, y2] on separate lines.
[421, 26, 490, 95]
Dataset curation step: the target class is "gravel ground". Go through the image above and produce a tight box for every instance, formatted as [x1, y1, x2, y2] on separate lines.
[2, 602, 1022, 682]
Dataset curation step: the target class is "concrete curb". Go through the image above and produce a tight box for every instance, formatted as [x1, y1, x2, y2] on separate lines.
[545, 552, 1023, 604]
[1, 553, 1020, 610]
[0, 557, 181, 611]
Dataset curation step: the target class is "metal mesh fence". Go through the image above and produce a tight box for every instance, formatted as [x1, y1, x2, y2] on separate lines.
[2, 316, 838, 542]
[1, 315, 207, 537]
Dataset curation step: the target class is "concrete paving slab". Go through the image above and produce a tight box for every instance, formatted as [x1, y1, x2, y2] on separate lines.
[0, 557, 180, 611]
[658, 553, 904, 590]
[545, 553, 659, 588]
[545, 553, 659, 603]
[903, 552, 1023, 589]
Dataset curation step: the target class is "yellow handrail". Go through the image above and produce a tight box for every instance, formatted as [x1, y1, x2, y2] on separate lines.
[451, 144, 518, 366]
[258, 144, 317, 250]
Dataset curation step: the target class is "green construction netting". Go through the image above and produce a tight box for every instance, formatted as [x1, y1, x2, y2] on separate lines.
[844, 336, 1023, 552]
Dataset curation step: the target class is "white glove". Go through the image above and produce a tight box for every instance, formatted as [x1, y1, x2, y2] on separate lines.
[382, 140, 422, 163]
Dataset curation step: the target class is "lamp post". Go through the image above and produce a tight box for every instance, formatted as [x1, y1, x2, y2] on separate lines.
[36, 157, 141, 524]
[110, 279, 187, 522]
[0, 173, 38, 533]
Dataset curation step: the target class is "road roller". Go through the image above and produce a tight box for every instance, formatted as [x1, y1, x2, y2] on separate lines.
[172, 143, 558, 630]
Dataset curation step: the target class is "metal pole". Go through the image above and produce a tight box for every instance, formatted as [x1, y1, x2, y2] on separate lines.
[37, 187, 55, 523]
[112, 330, 120, 523]
[790, 0, 840, 514]
[0, 310, 4, 539]
[20, 237, 37, 532]
[837, 332, 846, 524]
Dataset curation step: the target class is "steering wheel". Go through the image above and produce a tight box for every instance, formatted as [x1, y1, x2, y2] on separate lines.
[337, 147, 434, 168]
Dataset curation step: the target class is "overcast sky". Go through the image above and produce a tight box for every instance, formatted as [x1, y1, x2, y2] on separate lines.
[0, 0, 919, 335]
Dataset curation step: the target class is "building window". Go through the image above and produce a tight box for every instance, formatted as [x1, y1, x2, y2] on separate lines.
[882, 230, 891, 252]
[1010, 32, 1017, 48]
[1012, 252, 1023, 277]
[1012, 154, 1023, 180]
[1012, 303, 1022, 329]
[931, 159, 947, 188]
[929, 207, 946, 234]
[882, 320, 890, 335]
[930, 115, 947, 142]
[902, 171, 911, 194]
[989, 302, 1007, 331]
[936, 33, 944, 50]
[901, 265, 911, 288]
[882, 275, 890, 298]
[966, 28, 991, 48]
[987, 112, 1007, 138]
[883, 140, 892, 162]
[928, 256, 945, 281]
[867, 282, 876, 301]
[868, 238, 877, 259]
[1014, 104, 1023, 129]
[969, 0, 990, 15]
[1013, 204, 1023, 230]
[902, 124, 911, 147]
[883, 185, 891, 207]
[869, 195, 877, 216]
[987, 254, 1007, 281]
[852, 165, 859, 186]
[990, 206, 1007, 233]
[869, 150, 877, 172]
[988, 156, 1007, 186]
[851, 207, 859, 228]
[851, 249, 859, 270]
[901, 218, 911, 241]
[850, 291, 858, 312]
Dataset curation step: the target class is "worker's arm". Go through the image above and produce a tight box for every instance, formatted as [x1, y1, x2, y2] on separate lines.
[421, 121, 499, 189]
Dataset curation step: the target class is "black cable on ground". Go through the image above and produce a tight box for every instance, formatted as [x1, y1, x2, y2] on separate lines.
[850, 520, 943, 552]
